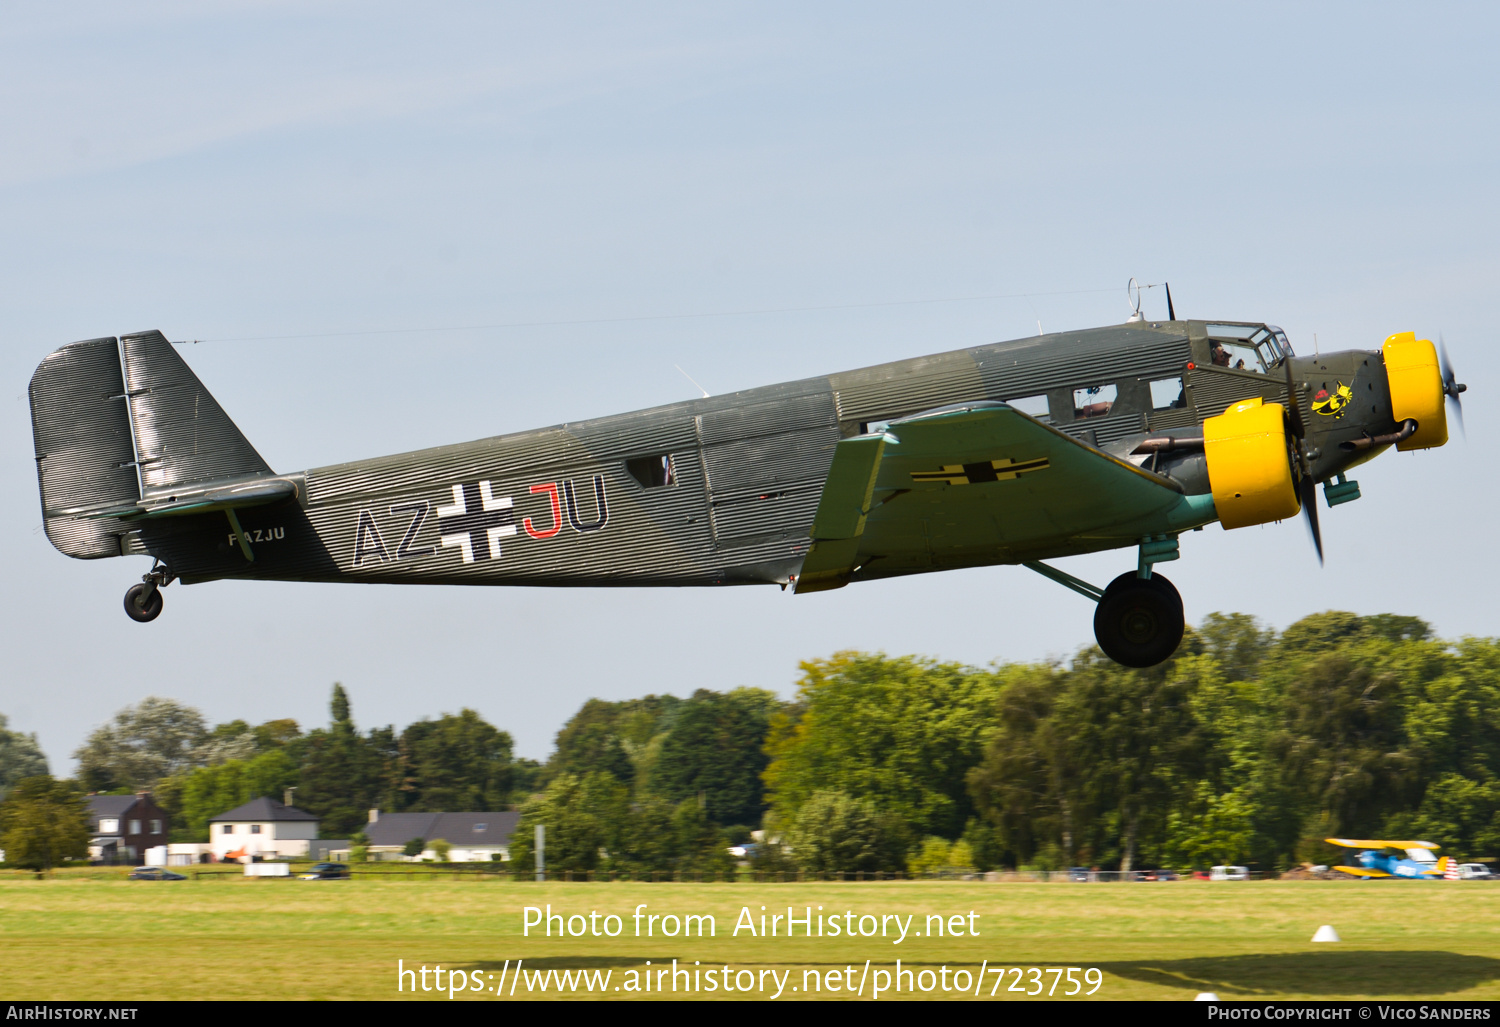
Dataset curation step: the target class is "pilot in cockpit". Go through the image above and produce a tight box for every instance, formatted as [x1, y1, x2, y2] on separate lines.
[1210, 341, 1231, 367]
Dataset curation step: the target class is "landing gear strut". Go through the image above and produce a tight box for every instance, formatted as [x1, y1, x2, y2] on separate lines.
[1023, 535, 1187, 668]
[124, 566, 173, 623]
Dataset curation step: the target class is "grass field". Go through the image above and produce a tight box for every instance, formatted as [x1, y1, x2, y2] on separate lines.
[3, 876, 1499, 1001]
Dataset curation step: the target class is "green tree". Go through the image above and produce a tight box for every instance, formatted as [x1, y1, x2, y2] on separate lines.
[967, 663, 1083, 868]
[402, 837, 426, 857]
[651, 688, 779, 826]
[397, 709, 516, 811]
[296, 685, 394, 837]
[173, 749, 299, 841]
[764, 653, 1004, 838]
[548, 695, 683, 788]
[1197, 612, 1275, 682]
[431, 838, 451, 861]
[785, 790, 906, 876]
[0, 776, 89, 871]
[73, 697, 209, 791]
[0, 715, 49, 801]
[511, 772, 631, 875]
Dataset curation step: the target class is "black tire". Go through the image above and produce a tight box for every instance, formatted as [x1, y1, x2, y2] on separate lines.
[1093, 572, 1184, 668]
[124, 583, 164, 623]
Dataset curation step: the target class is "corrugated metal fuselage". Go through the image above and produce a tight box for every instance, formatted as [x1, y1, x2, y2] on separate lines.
[106, 320, 1287, 589]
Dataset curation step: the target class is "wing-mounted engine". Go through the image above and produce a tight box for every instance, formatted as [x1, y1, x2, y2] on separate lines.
[1203, 398, 1301, 530]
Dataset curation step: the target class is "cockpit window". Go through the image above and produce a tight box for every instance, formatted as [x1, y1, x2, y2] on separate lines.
[1206, 323, 1293, 374]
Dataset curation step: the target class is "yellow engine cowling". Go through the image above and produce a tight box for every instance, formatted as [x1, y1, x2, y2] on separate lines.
[1383, 332, 1448, 451]
[1204, 398, 1301, 530]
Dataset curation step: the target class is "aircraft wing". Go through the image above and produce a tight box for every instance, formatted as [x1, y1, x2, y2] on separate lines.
[1325, 838, 1439, 850]
[1332, 865, 1391, 878]
[797, 401, 1189, 592]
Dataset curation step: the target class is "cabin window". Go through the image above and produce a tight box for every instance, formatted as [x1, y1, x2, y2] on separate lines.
[1073, 384, 1116, 420]
[1005, 395, 1052, 421]
[861, 419, 892, 435]
[626, 454, 676, 488]
[1149, 377, 1186, 410]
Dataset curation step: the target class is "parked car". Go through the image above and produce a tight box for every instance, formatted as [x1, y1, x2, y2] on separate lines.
[128, 867, 186, 881]
[1068, 867, 1091, 882]
[1457, 864, 1494, 880]
[1191, 870, 1212, 881]
[1157, 869, 1179, 881]
[1210, 865, 1250, 881]
[300, 862, 350, 880]
[1133, 870, 1159, 881]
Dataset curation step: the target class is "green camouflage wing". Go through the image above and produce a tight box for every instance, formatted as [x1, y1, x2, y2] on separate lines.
[796, 402, 1190, 592]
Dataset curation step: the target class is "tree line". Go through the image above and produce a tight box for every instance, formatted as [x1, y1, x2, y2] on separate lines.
[3, 609, 1498, 875]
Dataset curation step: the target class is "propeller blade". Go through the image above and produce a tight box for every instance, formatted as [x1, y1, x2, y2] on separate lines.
[1439, 334, 1466, 439]
[1301, 473, 1324, 565]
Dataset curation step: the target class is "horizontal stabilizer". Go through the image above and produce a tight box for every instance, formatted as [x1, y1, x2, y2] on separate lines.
[80, 476, 300, 520]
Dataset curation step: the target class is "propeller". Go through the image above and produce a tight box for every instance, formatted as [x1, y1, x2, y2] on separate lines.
[1439, 334, 1467, 439]
[1284, 359, 1323, 564]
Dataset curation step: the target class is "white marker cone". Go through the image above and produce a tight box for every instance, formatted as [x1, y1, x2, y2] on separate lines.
[1312, 924, 1341, 942]
[1195, 993, 1220, 1001]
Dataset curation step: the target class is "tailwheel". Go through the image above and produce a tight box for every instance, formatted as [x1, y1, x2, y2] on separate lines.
[123, 568, 171, 623]
[1093, 572, 1184, 668]
[124, 584, 164, 622]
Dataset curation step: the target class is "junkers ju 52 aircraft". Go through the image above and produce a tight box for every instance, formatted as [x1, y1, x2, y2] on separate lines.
[29, 292, 1466, 667]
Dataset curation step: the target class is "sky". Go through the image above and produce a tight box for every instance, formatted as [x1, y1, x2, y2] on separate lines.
[2, 2, 1496, 770]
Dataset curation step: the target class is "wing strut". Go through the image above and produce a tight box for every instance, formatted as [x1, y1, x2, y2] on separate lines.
[1024, 560, 1104, 602]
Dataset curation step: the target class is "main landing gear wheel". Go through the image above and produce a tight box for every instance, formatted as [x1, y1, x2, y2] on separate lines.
[124, 583, 164, 623]
[1093, 572, 1184, 668]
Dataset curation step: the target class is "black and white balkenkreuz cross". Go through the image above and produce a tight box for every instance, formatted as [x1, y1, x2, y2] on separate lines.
[436, 481, 516, 562]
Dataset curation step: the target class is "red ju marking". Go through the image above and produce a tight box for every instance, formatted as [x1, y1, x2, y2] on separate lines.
[523, 482, 563, 539]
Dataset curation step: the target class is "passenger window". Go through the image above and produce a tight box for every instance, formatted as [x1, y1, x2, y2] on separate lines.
[626, 454, 676, 488]
[1149, 377, 1186, 410]
[1073, 384, 1116, 420]
[1006, 395, 1051, 421]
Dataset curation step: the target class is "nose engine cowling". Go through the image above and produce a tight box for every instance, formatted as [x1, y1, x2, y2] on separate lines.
[1381, 332, 1448, 451]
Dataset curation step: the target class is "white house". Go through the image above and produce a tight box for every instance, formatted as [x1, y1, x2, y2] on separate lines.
[208, 796, 319, 860]
[364, 809, 520, 862]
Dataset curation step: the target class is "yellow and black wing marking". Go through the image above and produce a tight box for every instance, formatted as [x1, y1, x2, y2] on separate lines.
[908, 457, 1050, 486]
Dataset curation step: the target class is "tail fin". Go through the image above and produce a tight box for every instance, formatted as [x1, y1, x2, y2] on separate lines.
[120, 331, 272, 491]
[31, 331, 273, 558]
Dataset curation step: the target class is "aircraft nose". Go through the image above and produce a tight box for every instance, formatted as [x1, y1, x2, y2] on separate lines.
[1381, 332, 1449, 450]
